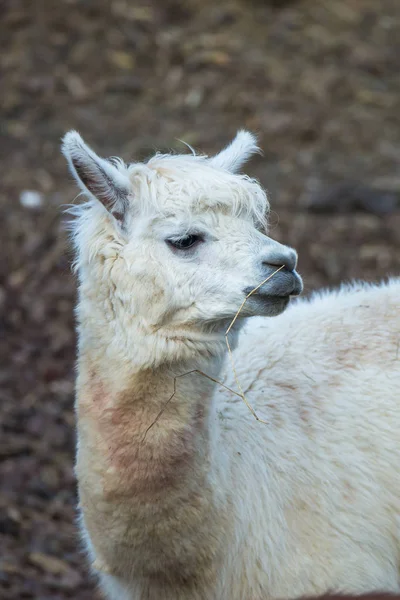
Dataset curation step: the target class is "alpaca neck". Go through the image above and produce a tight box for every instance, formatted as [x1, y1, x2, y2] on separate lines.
[75, 284, 233, 581]
[76, 300, 227, 500]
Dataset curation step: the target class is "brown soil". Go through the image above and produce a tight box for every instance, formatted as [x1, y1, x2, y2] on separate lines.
[1, 0, 399, 598]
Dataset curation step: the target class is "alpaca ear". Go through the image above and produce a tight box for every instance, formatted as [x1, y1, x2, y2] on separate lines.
[61, 131, 131, 222]
[210, 130, 261, 173]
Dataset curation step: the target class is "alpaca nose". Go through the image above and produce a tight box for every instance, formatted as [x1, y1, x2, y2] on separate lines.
[262, 246, 297, 272]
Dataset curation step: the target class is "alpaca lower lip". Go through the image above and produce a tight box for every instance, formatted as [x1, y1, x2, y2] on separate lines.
[243, 294, 290, 317]
[244, 290, 292, 300]
[246, 294, 291, 306]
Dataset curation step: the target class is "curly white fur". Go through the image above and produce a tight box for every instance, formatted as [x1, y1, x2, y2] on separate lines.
[62, 131, 400, 600]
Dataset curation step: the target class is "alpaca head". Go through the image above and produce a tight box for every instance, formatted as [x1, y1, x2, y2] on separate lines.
[62, 131, 302, 353]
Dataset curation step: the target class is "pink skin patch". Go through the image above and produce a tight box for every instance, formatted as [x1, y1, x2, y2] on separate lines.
[78, 371, 207, 499]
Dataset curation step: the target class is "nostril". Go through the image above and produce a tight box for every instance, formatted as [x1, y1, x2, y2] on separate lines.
[263, 250, 297, 272]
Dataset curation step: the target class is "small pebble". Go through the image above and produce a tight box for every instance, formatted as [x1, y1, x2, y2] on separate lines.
[20, 190, 44, 209]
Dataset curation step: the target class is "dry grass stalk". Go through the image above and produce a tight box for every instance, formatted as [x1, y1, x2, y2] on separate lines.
[224, 265, 284, 423]
[143, 266, 284, 439]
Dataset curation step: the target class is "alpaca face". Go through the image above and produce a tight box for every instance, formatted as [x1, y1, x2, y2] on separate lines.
[118, 210, 302, 331]
[63, 131, 302, 335]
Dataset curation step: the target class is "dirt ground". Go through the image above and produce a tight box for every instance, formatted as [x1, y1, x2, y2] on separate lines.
[1, 0, 400, 598]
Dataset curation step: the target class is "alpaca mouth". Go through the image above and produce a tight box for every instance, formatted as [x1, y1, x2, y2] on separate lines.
[243, 282, 302, 299]
[243, 270, 303, 299]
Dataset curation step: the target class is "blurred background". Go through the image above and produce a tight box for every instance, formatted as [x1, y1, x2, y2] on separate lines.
[1, 0, 400, 598]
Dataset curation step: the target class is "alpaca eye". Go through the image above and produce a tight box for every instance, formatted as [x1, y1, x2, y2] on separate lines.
[167, 235, 203, 250]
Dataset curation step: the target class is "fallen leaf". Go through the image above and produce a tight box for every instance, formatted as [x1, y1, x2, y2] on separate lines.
[28, 552, 71, 575]
[109, 51, 135, 70]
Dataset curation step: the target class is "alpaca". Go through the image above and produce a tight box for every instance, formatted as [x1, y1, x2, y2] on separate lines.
[62, 130, 400, 600]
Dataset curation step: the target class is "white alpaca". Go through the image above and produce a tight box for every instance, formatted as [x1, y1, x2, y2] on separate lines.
[62, 130, 400, 600]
